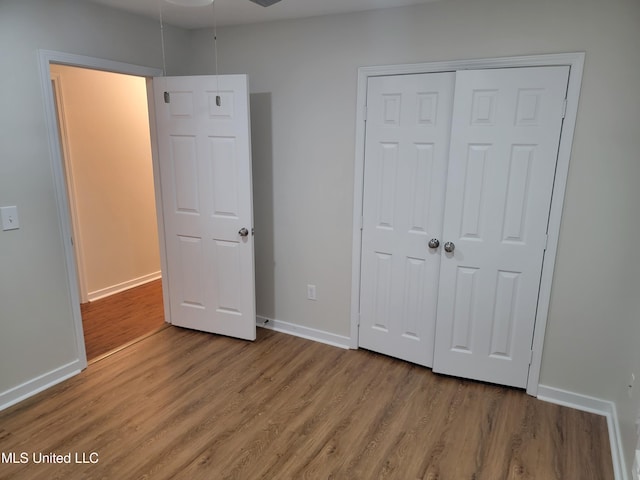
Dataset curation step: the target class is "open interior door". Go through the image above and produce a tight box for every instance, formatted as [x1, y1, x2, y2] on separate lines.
[153, 75, 256, 341]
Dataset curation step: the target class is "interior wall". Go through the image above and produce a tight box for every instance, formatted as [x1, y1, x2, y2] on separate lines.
[50, 64, 160, 299]
[189, 0, 640, 472]
[1, 0, 639, 473]
[0, 0, 190, 401]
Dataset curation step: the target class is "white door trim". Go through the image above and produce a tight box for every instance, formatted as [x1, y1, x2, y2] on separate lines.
[350, 52, 585, 396]
[38, 50, 163, 373]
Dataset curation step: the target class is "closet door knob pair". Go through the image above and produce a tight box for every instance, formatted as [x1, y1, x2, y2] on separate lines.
[428, 239, 455, 253]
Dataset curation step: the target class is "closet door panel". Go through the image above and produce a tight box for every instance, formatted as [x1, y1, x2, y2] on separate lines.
[433, 66, 569, 388]
[358, 72, 455, 367]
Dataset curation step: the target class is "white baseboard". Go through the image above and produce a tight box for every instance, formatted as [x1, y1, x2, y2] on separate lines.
[87, 271, 162, 302]
[538, 385, 628, 480]
[256, 315, 351, 350]
[0, 360, 83, 412]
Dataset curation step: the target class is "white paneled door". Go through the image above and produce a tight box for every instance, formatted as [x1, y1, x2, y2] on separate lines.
[359, 73, 455, 367]
[359, 66, 569, 387]
[153, 75, 256, 341]
[432, 66, 569, 387]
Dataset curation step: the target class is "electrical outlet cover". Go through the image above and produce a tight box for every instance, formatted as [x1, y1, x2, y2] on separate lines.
[0, 206, 19, 231]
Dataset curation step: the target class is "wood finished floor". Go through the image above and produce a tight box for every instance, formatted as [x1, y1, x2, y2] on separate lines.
[81, 279, 166, 361]
[0, 327, 613, 480]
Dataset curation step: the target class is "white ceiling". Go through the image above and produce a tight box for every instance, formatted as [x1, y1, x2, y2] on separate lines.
[87, 0, 438, 29]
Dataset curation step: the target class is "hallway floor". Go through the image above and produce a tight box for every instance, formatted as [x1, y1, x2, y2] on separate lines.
[81, 279, 165, 361]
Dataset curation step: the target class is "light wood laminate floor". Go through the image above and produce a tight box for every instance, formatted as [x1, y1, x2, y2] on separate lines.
[0, 327, 613, 479]
[81, 279, 165, 361]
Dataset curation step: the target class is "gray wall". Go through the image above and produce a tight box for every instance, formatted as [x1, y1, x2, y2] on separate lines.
[0, 0, 190, 396]
[191, 0, 640, 472]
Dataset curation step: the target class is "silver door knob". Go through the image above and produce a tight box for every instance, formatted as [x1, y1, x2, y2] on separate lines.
[428, 239, 440, 249]
[238, 227, 249, 237]
[444, 241, 455, 253]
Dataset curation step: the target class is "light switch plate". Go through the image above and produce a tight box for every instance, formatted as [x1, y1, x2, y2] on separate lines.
[1, 206, 20, 231]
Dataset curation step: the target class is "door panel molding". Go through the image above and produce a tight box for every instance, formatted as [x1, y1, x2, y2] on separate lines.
[350, 52, 585, 396]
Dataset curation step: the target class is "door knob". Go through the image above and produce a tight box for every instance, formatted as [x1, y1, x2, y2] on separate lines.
[428, 239, 440, 249]
[444, 241, 455, 253]
[238, 227, 249, 237]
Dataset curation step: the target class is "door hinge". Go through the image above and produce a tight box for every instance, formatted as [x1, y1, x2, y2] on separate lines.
[363, 104, 368, 121]
[529, 349, 535, 365]
[561, 98, 567, 118]
[164, 91, 170, 104]
[543, 234, 549, 251]
[360, 215, 364, 231]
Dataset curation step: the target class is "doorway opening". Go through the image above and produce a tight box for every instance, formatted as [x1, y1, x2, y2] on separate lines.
[49, 63, 166, 362]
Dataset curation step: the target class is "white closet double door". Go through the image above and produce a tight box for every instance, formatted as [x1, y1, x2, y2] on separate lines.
[358, 66, 569, 388]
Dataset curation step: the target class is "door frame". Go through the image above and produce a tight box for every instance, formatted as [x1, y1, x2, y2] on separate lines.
[49, 72, 90, 304]
[350, 52, 585, 396]
[38, 50, 165, 370]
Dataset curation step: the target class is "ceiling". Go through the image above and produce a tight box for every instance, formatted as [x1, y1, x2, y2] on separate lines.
[87, 0, 438, 29]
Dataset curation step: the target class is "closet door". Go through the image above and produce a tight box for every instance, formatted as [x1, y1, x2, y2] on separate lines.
[432, 66, 569, 388]
[358, 72, 455, 367]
